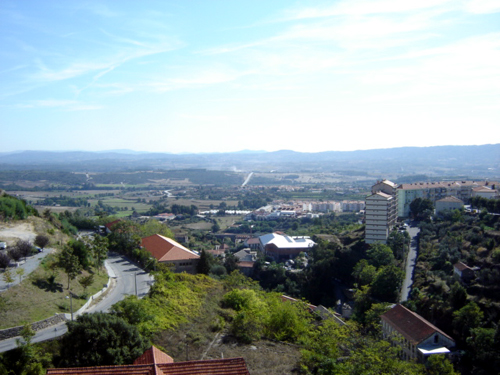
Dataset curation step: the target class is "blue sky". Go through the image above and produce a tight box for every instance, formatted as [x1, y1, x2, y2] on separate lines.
[1, 0, 499, 153]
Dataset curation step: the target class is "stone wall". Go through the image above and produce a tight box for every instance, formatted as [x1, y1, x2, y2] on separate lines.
[0, 314, 67, 341]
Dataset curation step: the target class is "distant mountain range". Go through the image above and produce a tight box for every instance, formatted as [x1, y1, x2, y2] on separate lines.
[0, 145, 498, 178]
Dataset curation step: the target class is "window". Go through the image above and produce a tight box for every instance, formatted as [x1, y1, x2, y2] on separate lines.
[434, 334, 439, 344]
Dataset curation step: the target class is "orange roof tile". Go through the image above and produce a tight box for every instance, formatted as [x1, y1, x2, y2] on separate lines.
[141, 234, 199, 262]
[381, 304, 454, 345]
[134, 346, 174, 365]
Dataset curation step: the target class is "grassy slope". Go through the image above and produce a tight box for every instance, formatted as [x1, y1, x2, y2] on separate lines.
[0, 256, 109, 329]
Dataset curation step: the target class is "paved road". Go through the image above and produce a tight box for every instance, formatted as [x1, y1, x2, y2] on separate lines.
[400, 225, 420, 302]
[0, 253, 153, 353]
[0, 248, 55, 291]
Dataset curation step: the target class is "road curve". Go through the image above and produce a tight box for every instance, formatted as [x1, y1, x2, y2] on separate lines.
[0, 253, 154, 353]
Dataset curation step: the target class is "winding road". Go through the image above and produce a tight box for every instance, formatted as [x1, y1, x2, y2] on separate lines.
[0, 253, 154, 353]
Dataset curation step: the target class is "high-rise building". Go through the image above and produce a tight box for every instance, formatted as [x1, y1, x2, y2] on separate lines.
[365, 180, 398, 244]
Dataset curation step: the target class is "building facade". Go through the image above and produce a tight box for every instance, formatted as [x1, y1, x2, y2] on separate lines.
[381, 304, 455, 362]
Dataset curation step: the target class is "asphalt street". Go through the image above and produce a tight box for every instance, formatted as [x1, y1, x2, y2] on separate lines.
[0, 248, 55, 291]
[400, 225, 420, 302]
[0, 253, 154, 353]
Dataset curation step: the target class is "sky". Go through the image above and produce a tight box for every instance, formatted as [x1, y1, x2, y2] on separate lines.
[1, 0, 500, 154]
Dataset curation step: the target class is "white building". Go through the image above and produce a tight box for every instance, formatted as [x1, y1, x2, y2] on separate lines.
[365, 180, 398, 244]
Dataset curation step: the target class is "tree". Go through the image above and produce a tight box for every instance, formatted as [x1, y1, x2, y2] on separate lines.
[67, 240, 90, 270]
[16, 267, 25, 283]
[449, 281, 467, 309]
[34, 235, 49, 250]
[16, 240, 33, 261]
[197, 249, 213, 275]
[140, 219, 174, 238]
[111, 295, 156, 336]
[426, 354, 459, 375]
[78, 274, 94, 295]
[224, 253, 240, 274]
[387, 230, 409, 260]
[410, 198, 434, 220]
[366, 243, 395, 268]
[59, 313, 150, 367]
[85, 235, 108, 273]
[8, 247, 22, 262]
[371, 264, 404, 302]
[58, 245, 82, 289]
[352, 259, 377, 286]
[0, 252, 10, 269]
[2, 269, 14, 287]
[453, 301, 483, 339]
[0, 324, 53, 375]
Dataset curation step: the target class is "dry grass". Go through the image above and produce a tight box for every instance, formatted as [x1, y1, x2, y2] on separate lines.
[153, 282, 301, 374]
[0, 256, 109, 329]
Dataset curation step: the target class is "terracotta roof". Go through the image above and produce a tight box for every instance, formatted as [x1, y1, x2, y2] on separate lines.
[437, 196, 463, 203]
[46, 347, 250, 375]
[105, 220, 121, 230]
[454, 261, 472, 272]
[134, 346, 174, 365]
[141, 234, 199, 262]
[238, 261, 255, 268]
[381, 304, 454, 345]
[157, 357, 249, 374]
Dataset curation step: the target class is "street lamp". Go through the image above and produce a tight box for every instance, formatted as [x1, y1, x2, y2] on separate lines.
[66, 293, 73, 321]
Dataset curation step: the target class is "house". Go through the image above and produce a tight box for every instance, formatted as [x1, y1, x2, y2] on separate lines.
[141, 234, 200, 274]
[104, 219, 121, 234]
[472, 186, 498, 199]
[381, 304, 455, 362]
[258, 232, 315, 261]
[435, 196, 464, 214]
[46, 345, 250, 375]
[244, 237, 260, 250]
[453, 261, 476, 282]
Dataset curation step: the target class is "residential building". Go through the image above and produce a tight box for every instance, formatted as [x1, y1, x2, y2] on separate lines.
[365, 192, 397, 244]
[341, 200, 365, 212]
[397, 180, 499, 217]
[46, 345, 250, 375]
[141, 234, 199, 274]
[381, 304, 455, 362]
[435, 196, 464, 214]
[472, 186, 498, 199]
[453, 261, 477, 282]
[258, 232, 315, 260]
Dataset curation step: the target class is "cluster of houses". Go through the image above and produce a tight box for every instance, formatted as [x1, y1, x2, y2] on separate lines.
[245, 199, 365, 221]
[365, 179, 499, 244]
[134, 230, 316, 276]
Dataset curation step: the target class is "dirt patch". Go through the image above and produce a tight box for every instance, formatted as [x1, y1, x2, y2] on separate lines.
[204, 336, 301, 375]
[0, 222, 36, 246]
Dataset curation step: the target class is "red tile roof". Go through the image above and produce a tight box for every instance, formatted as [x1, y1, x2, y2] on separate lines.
[454, 261, 471, 272]
[105, 220, 121, 230]
[157, 358, 249, 375]
[46, 348, 250, 375]
[141, 234, 199, 262]
[381, 304, 454, 345]
[134, 346, 173, 365]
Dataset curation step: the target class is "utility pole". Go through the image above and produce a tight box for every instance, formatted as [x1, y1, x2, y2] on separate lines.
[66, 292, 73, 321]
[135, 272, 137, 296]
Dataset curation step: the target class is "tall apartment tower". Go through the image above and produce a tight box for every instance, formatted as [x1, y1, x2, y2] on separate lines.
[365, 180, 398, 244]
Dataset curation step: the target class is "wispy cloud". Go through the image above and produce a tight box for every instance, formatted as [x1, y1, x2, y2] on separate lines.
[15, 99, 102, 111]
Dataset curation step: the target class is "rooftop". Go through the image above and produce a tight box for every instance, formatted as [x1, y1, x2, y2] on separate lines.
[46, 346, 250, 375]
[381, 304, 454, 346]
[141, 234, 199, 262]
